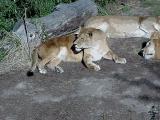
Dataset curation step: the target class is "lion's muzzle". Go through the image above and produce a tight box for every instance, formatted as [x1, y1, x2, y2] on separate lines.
[71, 44, 83, 54]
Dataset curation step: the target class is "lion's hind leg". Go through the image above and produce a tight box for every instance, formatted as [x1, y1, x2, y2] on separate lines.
[27, 49, 38, 77]
[37, 55, 55, 74]
[103, 50, 127, 64]
[47, 59, 64, 73]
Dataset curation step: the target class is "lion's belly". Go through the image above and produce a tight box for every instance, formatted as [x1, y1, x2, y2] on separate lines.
[90, 49, 106, 61]
[66, 53, 82, 62]
[57, 47, 68, 61]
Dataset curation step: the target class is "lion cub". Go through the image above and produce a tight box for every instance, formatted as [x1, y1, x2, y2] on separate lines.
[27, 28, 126, 76]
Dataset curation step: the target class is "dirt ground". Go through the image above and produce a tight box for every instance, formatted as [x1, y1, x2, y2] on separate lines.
[1, 37, 160, 120]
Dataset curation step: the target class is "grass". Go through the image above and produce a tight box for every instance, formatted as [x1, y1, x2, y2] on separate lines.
[0, 31, 21, 62]
[0, 31, 30, 74]
[0, 0, 76, 32]
[121, 4, 130, 13]
[96, 0, 117, 15]
[97, 5, 109, 15]
[142, 0, 160, 15]
[0, 50, 6, 61]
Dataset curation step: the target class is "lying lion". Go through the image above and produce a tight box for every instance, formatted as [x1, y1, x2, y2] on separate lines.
[27, 28, 126, 76]
[81, 16, 160, 38]
[138, 32, 160, 60]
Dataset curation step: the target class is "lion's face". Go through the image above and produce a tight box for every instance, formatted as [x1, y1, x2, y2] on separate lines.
[138, 32, 160, 60]
[138, 41, 155, 60]
[71, 28, 97, 54]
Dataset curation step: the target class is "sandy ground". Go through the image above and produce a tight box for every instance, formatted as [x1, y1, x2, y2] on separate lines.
[0, 37, 160, 120]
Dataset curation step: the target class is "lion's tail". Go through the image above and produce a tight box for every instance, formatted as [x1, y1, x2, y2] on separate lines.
[27, 49, 38, 77]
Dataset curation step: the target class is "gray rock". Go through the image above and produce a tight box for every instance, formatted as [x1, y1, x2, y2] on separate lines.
[13, 0, 98, 47]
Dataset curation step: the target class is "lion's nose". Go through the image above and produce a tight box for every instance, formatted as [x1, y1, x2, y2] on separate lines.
[138, 50, 144, 57]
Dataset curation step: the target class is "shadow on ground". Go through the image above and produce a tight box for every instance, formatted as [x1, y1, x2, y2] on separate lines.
[0, 37, 160, 120]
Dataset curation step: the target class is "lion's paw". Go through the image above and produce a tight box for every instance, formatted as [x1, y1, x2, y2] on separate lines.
[93, 65, 101, 71]
[55, 66, 64, 73]
[39, 68, 47, 74]
[115, 57, 127, 64]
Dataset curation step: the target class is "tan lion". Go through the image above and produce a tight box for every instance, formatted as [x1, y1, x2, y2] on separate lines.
[138, 32, 160, 60]
[27, 28, 126, 76]
[81, 16, 160, 38]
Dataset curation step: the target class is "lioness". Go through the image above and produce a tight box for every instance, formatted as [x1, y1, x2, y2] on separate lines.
[27, 28, 126, 76]
[81, 16, 160, 38]
[138, 32, 160, 60]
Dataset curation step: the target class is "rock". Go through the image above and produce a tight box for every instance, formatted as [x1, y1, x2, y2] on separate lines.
[12, 0, 98, 48]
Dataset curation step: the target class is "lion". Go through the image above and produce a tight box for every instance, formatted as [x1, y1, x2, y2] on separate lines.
[80, 16, 160, 38]
[27, 28, 126, 76]
[138, 32, 160, 60]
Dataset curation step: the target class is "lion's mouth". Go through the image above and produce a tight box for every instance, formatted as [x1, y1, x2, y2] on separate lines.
[138, 50, 144, 57]
[71, 44, 83, 54]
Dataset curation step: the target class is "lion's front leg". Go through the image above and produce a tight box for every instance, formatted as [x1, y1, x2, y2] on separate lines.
[83, 52, 101, 71]
[103, 50, 127, 64]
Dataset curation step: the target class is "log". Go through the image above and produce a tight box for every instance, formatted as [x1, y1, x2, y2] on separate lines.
[13, 0, 98, 46]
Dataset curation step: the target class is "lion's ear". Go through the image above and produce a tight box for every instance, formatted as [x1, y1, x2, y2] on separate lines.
[74, 25, 84, 35]
[153, 23, 160, 31]
[88, 32, 93, 37]
[74, 28, 81, 35]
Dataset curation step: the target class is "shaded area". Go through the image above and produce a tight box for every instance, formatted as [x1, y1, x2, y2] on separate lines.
[0, 37, 160, 120]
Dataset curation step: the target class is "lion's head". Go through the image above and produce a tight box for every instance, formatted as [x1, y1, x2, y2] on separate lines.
[138, 32, 160, 60]
[71, 28, 106, 54]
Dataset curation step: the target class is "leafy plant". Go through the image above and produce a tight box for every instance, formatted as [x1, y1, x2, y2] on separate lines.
[0, 0, 76, 32]
[95, 0, 117, 15]
[143, 0, 160, 16]
[121, 4, 130, 13]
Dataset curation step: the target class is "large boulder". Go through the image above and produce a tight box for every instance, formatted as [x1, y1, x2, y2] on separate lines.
[13, 0, 98, 47]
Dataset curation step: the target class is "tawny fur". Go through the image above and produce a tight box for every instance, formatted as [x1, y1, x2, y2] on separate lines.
[151, 32, 160, 59]
[139, 32, 160, 60]
[82, 16, 160, 38]
[27, 28, 126, 76]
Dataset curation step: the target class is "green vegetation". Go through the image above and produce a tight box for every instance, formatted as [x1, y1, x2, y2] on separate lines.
[0, 0, 76, 32]
[121, 4, 130, 13]
[142, 0, 160, 16]
[96, 0, 116, 15]
[0, 50, 6, 61]
[0, 32, 21, 61]
[96, 0, 116, 7]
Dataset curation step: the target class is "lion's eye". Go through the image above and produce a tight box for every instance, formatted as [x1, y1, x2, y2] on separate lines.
[146, 53, 153, 55]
